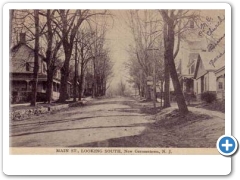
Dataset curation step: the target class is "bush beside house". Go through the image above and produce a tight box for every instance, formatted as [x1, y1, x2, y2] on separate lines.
[201, 92, 216, 103]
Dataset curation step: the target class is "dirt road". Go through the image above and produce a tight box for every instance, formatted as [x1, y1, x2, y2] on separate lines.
[10, 97, 154, 147]
[10, 96, 224, 148]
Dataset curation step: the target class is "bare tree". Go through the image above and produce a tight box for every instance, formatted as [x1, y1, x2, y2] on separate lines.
[52, 10, 108, 102]
[162, 22, 171, 108]
[160, 10, 199, 114]
[89, 17, 113, 97]
[126, 10, 164, 101]
[30, 10, 40, 106]
[118, 80, 126, 96]
[77, 30, 98, 100]
[45, 10, 63, 103]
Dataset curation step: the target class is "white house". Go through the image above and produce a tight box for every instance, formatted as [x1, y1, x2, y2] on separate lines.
[215, 66, 225, 100]
[193, 52, 225, 100]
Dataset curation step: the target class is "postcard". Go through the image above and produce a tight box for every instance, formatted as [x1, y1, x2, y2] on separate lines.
[3, 2, 233, 175]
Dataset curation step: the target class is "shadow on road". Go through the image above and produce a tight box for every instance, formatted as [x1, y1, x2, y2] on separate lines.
[72, 110, 218, 148]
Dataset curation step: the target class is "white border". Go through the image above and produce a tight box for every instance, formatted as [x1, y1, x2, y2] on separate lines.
[3, 3, 231, 175]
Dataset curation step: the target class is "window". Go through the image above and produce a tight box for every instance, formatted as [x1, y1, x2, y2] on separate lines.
[218, 82, 223, 90]
[26, 62, 30, 71]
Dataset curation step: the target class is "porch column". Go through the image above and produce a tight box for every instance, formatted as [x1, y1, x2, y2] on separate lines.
[182, 78, 186, 92]
[26, 80, 30, 91]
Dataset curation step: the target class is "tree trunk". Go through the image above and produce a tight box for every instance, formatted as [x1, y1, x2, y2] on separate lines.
[10, 10, 14, 48]
[163, 22, 171, 108]
[58, 55, 70, 102]
[31, 10, 40, 106]
[161, 80, 163, 108]
[166, 19, 188, 114]
[103, 80, 106, 96]
[141, 86, 145, 97]
[73, 41, 78, 102]
[45, 10, 54, 104]
[137, 84, 141, 96]
[46, 70, 54, 103]
[92, 60, 96, 98]
[78, 63, 84, 101]
[145, 80, 151, 100]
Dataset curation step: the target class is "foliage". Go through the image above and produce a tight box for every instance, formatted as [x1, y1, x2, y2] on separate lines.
[11, 92, 32, 103]
[201, 92, 216, 103]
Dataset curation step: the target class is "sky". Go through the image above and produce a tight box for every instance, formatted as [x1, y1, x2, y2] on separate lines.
[104, 10, 134, 92]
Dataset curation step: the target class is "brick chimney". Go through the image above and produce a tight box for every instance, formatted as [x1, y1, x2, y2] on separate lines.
[19, 33, 26, 44]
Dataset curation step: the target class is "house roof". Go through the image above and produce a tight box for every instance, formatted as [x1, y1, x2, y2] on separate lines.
[11, 43, 45, 60]
[188, 53, 199, 67]
[194, 51, 225, 79]
[186, 40, 207, 51]
[215, 66, 225, 74]
[198, 52, 225, 71]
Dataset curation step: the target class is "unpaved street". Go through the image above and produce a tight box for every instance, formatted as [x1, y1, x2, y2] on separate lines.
[10, 97, 224, 148]
[10, 97, 154, 147]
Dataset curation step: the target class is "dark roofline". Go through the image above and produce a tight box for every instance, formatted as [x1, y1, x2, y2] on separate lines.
[215, 66, 225, 74]
[11, 43, 45, 60]
[195, 72, 208, 80]
[193, 54, 200, 79]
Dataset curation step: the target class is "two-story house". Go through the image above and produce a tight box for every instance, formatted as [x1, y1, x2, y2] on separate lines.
[177, 38, 208, 99]
[10, 33, 64, 103]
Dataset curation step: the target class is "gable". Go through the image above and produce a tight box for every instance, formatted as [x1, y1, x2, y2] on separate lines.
[188, 53, 199, 67]
[10, 44, 45, 73]
[199, 52, 225, 71]
[187, 53, 199, 75]
[194, 55, 207, 79]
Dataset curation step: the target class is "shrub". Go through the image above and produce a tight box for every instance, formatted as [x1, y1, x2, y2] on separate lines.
[36, 92, 47, 102]
[201, 92, 216, 103]
[11, 91, 31, 103]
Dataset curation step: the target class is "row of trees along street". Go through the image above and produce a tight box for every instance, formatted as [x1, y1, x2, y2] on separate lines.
[125, 10, 223, 115]
[10, 10, 113, 105]
[10, 9, 224, 115]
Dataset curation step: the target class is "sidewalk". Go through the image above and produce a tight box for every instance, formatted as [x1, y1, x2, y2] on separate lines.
[171, 102, 225, 120]
[133, 96, 224, 120]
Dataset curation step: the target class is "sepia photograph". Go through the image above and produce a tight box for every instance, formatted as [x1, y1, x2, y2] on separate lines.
[9, 8, 225, 155]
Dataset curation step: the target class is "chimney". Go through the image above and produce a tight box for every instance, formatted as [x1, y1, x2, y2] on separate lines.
[19, 33, 26, 44]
